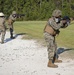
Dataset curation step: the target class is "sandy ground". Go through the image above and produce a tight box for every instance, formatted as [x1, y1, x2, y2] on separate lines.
[0, 31, 74, 75]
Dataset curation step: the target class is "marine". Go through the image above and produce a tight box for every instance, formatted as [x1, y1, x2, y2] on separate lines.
[44, 9, 70, 68]
[7, 11, 17, 39]
[0, 12, 6, 44]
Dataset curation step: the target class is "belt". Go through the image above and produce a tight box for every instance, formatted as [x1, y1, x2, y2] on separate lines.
[44, 31, 56, 36]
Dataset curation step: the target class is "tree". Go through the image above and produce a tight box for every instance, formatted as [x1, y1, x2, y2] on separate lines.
[0, 0, 74, 20]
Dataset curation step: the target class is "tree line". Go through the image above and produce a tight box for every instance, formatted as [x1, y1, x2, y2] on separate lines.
[0, 0, 74, 20]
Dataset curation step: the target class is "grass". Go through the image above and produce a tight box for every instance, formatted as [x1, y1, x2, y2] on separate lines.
[56, 21, 74, 48]
[14, 21, 74, 48]
[14, 21, 46, 39]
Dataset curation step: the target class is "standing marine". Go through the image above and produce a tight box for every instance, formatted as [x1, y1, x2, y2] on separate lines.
[44, 9, 70, 68]
[7, 11, 17, 39]
[0, 12, 6, 44]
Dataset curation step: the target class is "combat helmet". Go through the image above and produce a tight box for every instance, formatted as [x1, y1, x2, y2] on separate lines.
[52, 9, 62, 17]
[12, 11, 16, 14]
[0, 12, 5, 17]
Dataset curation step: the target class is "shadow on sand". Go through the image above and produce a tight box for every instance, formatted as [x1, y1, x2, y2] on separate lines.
[57, 48, 74, 54]
[14, 33, 26, 38]
[5, 33, 26, 43]
[56, 47, 74, 58]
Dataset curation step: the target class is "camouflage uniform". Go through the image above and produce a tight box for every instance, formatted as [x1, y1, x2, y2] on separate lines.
[8, 11, 17, 39]
[44, 20, 62, 59]
[44, 9, 63, 61]
[0, 12, 6, 44]
[44, 9, 70, 68]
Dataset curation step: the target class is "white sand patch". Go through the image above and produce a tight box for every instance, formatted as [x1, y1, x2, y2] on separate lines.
[0, 31, 74, 75]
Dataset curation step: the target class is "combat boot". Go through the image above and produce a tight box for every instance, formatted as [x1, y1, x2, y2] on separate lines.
[10, 36, 15, 39]
[54, 58, 62, 63]
[53, 54, 62, 63]
[10, 33, 15, 39]
[10, 30, 15, 39]
[47, 60, 58, 68]
[0, 41, 4, 44]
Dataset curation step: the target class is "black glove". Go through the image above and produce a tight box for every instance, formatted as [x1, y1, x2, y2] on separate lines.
[61, 16, 70, 28]
[62, 16, 70, 20]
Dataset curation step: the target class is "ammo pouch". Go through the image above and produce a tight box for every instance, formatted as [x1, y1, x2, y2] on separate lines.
[44, 25, 56, 36]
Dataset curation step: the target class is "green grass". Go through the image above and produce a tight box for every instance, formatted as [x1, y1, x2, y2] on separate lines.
[14, 21, 74, 48]
[14, 21, 46, 39]
[56, 22, 74, 48]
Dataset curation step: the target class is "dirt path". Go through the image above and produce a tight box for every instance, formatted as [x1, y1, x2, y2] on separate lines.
[0, 32, 74, 75]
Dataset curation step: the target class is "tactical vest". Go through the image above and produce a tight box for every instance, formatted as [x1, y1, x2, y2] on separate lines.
[44, 24, 56, 36]
[8, 15, 16, 25]
[8, 19, 13, 25]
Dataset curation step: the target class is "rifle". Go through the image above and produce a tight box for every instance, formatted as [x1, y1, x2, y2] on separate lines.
[61, 16, 71, 28]
[16, 14, 25, 18]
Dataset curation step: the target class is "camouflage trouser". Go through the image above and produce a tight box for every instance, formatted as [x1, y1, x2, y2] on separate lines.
[0, 28, 6, 43]
[44, 32, 57, 60]
[8, 24, 13, 29]
[8, 24, 14, 38]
